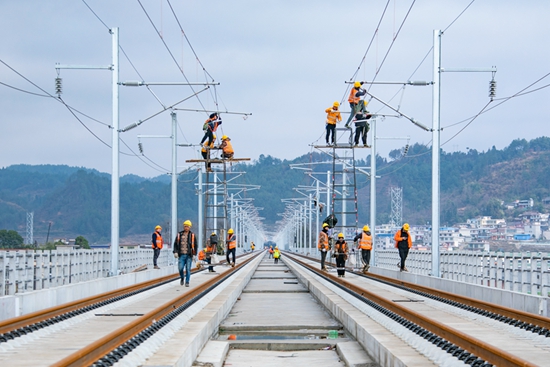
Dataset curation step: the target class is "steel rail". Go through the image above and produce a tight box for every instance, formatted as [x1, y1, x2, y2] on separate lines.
[51, 252, 260, 367]
[294, 252, 550, 331]
[286, 252, 536, 367]
[0, 254, 244, 336]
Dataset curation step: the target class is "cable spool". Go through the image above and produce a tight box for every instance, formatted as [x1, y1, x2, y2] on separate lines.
[55, 77, 62, 96]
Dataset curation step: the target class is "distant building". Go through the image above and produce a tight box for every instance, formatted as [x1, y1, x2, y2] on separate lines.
[514, 198, 534, 208]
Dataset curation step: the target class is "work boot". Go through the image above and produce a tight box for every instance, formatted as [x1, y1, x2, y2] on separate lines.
[403, 267, 408, 272]
[185, 282, 189, 287]
[180, 278, 184, 285]
[154, 265, 160, 269]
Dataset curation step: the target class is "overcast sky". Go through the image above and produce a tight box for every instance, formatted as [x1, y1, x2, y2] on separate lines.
[1, 0, 549, 178]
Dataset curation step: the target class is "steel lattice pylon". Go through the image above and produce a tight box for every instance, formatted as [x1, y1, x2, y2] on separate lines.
[26, 212, 34, 245]
[389, 186, 403, 228]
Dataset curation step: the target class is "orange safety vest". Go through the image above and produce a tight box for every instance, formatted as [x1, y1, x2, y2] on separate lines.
[325, 108, 342, 125]
[152, 232, 163, 249]
[227, 234, 237, 249]
[222, 140, 234, 155]
[318, 231, 329, 251]
[348, 87, 361, 104]
[201, 140, 215, 153]
[334, 241, 348, 254]
[358, 232, 372, 250]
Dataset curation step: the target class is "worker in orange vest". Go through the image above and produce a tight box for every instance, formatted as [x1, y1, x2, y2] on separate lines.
[220, 135, 234, 159]
[354, 225, 372, 273]
[226, 228, 237, 267]
[325, 101, 342, 146]
[151, 225, 163, 269]
[394, 223, 413, 272]
[205, 232, 216, 272]
[318, 223, 330, 271]
[333, 233, 348, 277]
[345, 81, 366, 127]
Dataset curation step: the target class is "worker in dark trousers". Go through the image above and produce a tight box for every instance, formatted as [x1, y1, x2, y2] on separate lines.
[200, 113, 222, 146]
[353, 100, 372, 147]
[345, 81, 366, 127]
[318, 223, 330, 271]
[151, 225, 163, 269]
[354, 225, 372, 273]
[226, 228, 236, 267]
[325, 101, 342, 146]
[394, 223, 412, 272]
[201, 135, 216, 172]
[333, 233, 348, 277]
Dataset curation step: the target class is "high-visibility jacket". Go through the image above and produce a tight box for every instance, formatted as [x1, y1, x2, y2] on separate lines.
[358, 232, 372, 250]
[334, 240, 348, 255]
[152, 232, 163, 249]
[273, 249, 280, 258]
[325, 108, 342, 125]
[227, 234, 237, 249]
[173, 231, 196, 255]
[394, 229, 412, 249]
[348, 87, 361, 104]
[318, 231, 329, 251]
[222, 139, 234, 155]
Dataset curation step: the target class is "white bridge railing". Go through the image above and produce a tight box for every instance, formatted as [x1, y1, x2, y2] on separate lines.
[0, 248, 174, 296]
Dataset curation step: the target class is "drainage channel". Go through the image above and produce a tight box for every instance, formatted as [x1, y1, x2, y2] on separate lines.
[194, 254, 374, 367]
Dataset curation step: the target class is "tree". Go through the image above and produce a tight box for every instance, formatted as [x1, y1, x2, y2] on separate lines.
[0, 229, 24, 248]
[75, 235, 90, 249]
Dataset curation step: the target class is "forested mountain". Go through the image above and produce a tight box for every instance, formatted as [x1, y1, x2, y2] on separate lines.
[1, 137, 549, 244]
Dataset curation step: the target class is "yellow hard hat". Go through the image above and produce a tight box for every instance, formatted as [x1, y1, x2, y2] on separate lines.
[155, 225, 162, 230]
[333, 101, 340, 107]
[403, 223, 410, 231]
[275, 246, 278, 249]
[183, 220, 192, 227]
[213, 134, 217, 139]
[338, 233, 344, 238]
[222, 135, 228, 140]
[354, 81, 362, 88]
[363, 100, 369, 107]
[363, 225, 370, 232]
[228, 228, 234, 234]
[211, 232, 216, 236]
[322, 223, 329, 228]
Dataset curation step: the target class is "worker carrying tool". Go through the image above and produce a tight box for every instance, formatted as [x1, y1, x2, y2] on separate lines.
[200, 113, 222, 146]
[345, 81, 366, 127]
[220, 135, 234, 159]
[333, 233, 348, 277]
[353, 100, 372, 147]
[325, 101, 342, 146]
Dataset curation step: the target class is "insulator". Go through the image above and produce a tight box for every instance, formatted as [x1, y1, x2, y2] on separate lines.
[55, 77, 62, 96]
[403, 144, 410, 156]
[489, 80, 496, 100]
[138, 142, 143, 154]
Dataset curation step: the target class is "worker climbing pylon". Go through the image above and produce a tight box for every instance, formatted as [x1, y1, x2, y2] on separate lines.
[201, 134, 216, 172]
[325, 101, 342, 146]
[200, 113, 222, 146]
[345, 81, 366, 128]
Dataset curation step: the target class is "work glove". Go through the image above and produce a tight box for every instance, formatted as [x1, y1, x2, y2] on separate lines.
[173, 253, 179, 259]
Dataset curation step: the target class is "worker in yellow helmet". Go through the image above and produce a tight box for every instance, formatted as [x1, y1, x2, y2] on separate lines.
[354, 225, 372, 273]
[325, 101, 342, 146]
[394, 223, 412, 272]
[220, 135, 234, 159]
[318, 223, 330, 271]
[201, 134, 216, 172]
[226, 228, 236, 267]
[173, 220, 196, 286]
[273, 246, 281, 264]
[151, 225, 163, 269]
[345, 81, 366, 127]
[200, 112, 222, 146]
[333, 233, 348, 277]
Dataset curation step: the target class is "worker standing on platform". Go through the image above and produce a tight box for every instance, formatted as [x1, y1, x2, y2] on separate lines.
[345, 81, 366, 127]
[173, 220, 197, 286]
[220, 135, 234, 159]
[273, 246, 281, 264]
[353, 100, 372, 147]
[226, 228, 237, 267]
[354, 225, 372, 273]
[394, 223, 412, 272]
[201, 134, 216, 172]
[325, 101, 342, 146]
[151, 225, 163, 269]
[200, 113, 222, 146]
[318, 223, 330, 271]
[205, 232, 217, 272]
[333, 233, 348, 277]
